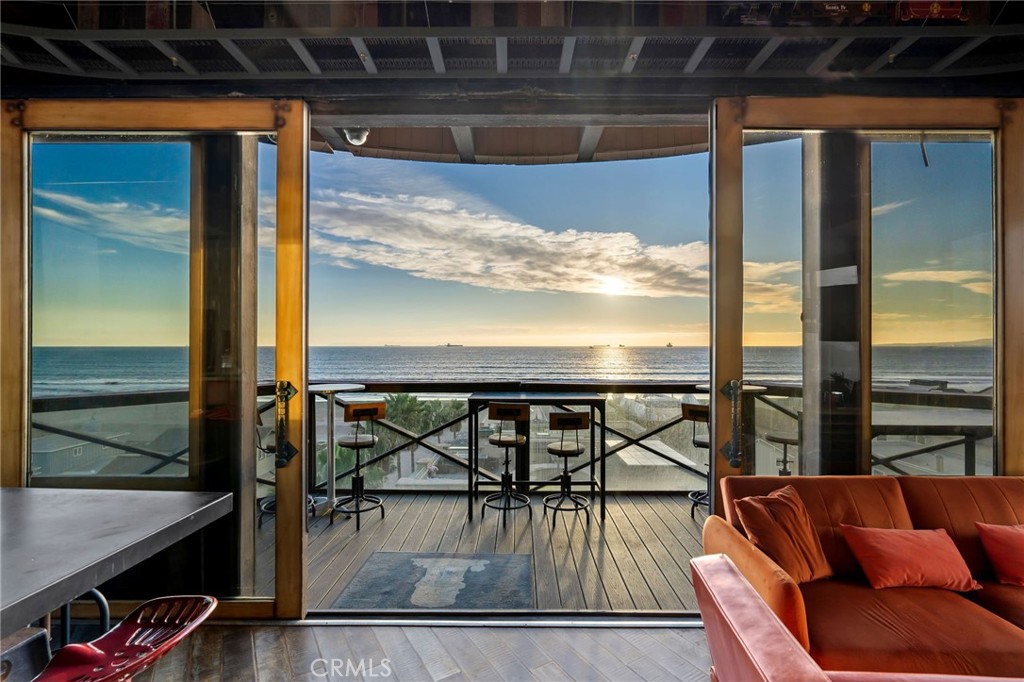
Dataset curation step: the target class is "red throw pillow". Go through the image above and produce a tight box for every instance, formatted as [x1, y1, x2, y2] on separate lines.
[840, 524, 981, 591]
[976, 522, 1024, 587]
[734, 485, 833, 583]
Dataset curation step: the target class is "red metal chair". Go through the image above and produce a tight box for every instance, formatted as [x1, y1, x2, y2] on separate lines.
[36, 595, 216, 682]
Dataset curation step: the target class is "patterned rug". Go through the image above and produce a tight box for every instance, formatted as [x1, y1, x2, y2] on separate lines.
[333, 551, 534, 610]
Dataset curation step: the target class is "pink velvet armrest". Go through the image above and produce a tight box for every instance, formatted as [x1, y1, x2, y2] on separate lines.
[702, 514, 810, 649]
[691, 553, 829, 682]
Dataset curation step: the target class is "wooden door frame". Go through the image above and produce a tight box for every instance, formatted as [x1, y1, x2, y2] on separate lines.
[709, 96, 1024, 509]
[0, 98, 310, 619]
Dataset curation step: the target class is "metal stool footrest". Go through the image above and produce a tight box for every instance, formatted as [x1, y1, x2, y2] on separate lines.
[481, 473, 531, 529]
[330, 474, 385, 530]
[542, 490, 590, 529]
[688, 489, 710, 518]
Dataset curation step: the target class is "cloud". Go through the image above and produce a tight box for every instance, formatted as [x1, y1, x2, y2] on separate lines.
[872, 199, 915, 217]
[881, 268, 991, 296]
[32, 189, 189, 254]
[266, 159, 804, 310]
[962, 281, 993, 295]
[297, 188, 713, 298]
[873, 312, 912, 321]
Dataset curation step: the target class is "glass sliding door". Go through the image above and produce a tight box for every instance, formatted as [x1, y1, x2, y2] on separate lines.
[710, 99, 1002, 499]
[6, 99, 308, 617]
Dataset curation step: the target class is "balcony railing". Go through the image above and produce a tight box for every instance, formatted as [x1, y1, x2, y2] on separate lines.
[30, 380, 996, 490]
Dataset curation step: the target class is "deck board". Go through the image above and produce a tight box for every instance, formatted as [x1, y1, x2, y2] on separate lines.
[258, 493, 706, 611]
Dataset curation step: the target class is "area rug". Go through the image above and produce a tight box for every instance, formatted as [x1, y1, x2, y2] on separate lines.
[333, 552, 534, 610]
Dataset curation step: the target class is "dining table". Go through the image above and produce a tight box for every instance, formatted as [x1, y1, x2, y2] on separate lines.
[0, 487, 232, 638]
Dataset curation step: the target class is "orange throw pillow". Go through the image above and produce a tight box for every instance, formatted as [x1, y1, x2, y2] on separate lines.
[976, 522, 1024, 587]
[840, 524, 981, 591]
[734, 485, 833, 583]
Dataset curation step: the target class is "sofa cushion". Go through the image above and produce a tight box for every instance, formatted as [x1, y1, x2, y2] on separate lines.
[896, 476, 1024, 578]
[722, 476, 913, 577]
[840, 525, 980, 591]
[800, 578, 1024, 677]
[734, 485, 833, 583]
[966, 580, 1024, 629]
[976, 522, 1024, 586]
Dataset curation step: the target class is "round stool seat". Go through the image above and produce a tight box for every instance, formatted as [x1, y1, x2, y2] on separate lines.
[547, 442, 585, 457]
[489, 433, 526, 447]
[337, 433, 378, 449]
[765, 432, 798, 446]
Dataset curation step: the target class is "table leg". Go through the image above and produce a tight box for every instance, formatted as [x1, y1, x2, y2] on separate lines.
[325, 393, 336, 512]
[965, 433, 976, 476]
[600, 404, 606, 521]
[468, 404, 476, 521]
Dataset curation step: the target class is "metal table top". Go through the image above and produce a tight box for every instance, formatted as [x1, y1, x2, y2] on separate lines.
[310, 383, 365, 394]
[0, 488, 232, 637]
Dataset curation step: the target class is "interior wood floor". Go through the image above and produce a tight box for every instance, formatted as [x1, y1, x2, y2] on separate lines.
[135, 623, 712, 682]
[256, 493, 707, 612]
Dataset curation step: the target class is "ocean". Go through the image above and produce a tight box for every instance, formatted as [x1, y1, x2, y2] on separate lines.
[30, 345, 994, 398]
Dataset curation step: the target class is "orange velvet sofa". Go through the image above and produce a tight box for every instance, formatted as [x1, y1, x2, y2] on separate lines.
[702, 476, 1024, 679]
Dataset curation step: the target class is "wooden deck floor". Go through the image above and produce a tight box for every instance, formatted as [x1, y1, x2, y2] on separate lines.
[257, 493, 707, 612]
[136, 623, 711, 681]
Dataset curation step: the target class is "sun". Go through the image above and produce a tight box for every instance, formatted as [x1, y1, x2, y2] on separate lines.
[598, 276, 629, 296]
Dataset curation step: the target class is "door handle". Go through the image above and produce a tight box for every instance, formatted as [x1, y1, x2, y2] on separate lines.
[720, 379, 744, 468]
[274, 380, 299, 468]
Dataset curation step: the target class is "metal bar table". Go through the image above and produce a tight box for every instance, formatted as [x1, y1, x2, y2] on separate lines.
[311, 383, 365, 515]
[0, 488, 232, 638]
[466, 392, 607, 522]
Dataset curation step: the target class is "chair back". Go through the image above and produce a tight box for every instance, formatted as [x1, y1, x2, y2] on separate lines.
[682, 402, 711, 450]
[549, 411, 589, 431]
[681, 402, 710, 423]
[488, 402, 529, 422]
[343, 401, 386, 423]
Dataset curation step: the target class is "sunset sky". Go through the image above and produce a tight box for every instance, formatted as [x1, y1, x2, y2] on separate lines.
[30, 133, 993, 348]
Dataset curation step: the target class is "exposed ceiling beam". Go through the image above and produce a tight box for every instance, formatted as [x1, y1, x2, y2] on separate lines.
[577, 125, 604, 162]
[81, 39, 137, 76]
[621, 36, 646, 74]
[314, 125, 347, 151]
[150, 39, 198, 75]
[426, 37, 446, 74]
[863, 36, 918, 75]
[806, 37, 854, 75]
[349, 37, 377, 75]
[559, 36, 576, 74]
[34, 37, 84, 74]
[745, 36, 783, 74]
[929, 36, 987, 74]
[684, 37, 715, 74]
[496, 36, 508, 74]
[286, 37, 321, 75]
[217, 37, 259, 74]
[450, 126, 475, 163]
[1, 41, 24, 66]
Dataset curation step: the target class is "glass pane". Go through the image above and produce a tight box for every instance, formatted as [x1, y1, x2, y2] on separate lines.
[743, 134, 805, 476]
[870, 137, 995, 476]
[30, 139, 191, 480]
[741, 130, 996, 477]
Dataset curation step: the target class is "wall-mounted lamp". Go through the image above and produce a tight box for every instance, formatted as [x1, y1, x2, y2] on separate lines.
[343, 127, 370, 146]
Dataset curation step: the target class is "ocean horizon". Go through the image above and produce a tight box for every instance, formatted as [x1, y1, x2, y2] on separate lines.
[30, 345, 994, 398]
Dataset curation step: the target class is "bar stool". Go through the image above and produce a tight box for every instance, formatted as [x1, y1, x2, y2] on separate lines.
[481, 402, 531, 528]
[765, 431, 798, 476]
[331, 400, 386, 529]
[542, 411, 590, 529]
[682, 402, 711, 518]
